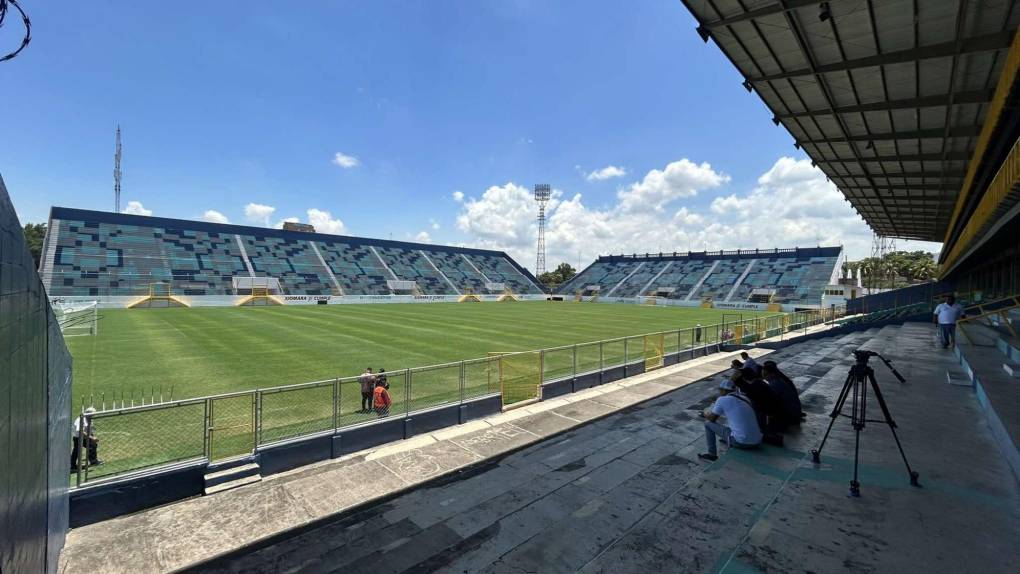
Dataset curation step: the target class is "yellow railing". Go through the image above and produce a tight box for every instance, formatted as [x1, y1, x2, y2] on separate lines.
[942, 28, 1020, 253]
[940, 134, 1020, 275]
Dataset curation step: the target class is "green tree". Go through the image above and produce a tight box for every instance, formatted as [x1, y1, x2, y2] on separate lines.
[23, 223, 47, 268]
[537, 262, 577, 290]
[845, 250, 937, 288]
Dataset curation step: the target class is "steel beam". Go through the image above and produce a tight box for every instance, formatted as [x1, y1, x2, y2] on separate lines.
[815, 152, 971, 163]
[774, 90, 993, 119]
[701, 0, 819, 30]
[746, 31, 1012, 83]
[799, 126, 980, 144]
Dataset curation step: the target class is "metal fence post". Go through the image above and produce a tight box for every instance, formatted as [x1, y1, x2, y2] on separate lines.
[572, 345, 578, 378]
[254, 390, 262, 448]
[539, 349, 545, 384]
[405, 369, 412, 415]
[333, 377, 340, 431]
[204, 397, 212, 459]
[75, 413, 84, 487]
[459, 361, 466, 403]
[599, 341, 604, 373]
[623, 338, 629, 369]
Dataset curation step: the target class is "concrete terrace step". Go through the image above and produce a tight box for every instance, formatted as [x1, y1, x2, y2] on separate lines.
[1003, 361, 1020, 378]
[205, 463, 261, 487]
[204, 474, 262, 496]
[60, 349, 768, 574]
[188, 319, 1020, 574]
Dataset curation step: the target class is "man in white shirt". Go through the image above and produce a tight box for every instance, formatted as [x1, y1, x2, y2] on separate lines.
[933, 295, 965, 349]
[699, 379, 763, 461]
[71, 407, 101, 468]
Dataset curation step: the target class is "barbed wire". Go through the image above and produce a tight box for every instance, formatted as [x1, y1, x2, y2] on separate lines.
[0, 0, 31, 63]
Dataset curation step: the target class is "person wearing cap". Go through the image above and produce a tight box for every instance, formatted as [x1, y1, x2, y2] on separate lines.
[71, 407, 102, 469]
[699, 378, 762, 462]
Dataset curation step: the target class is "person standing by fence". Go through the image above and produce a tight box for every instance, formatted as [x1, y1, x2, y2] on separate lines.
[933, 295, 965, 349]
[374, 379, 392, 417]
[71, 407, 101, 469]
[359, 368, 376, 412]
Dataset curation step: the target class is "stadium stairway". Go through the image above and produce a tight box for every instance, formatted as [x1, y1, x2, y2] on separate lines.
[180, 322, 1018, 574]
[950, 310, 1020, 483]
[204, 460, 262, 496]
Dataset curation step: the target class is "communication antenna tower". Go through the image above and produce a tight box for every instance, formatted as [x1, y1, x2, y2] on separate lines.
[534, 184, 551, 276]
[869, 233, 897, 291]
[114, 125, 122, 213]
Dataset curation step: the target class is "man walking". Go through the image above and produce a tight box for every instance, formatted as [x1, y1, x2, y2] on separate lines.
[933, 295, 965, 349]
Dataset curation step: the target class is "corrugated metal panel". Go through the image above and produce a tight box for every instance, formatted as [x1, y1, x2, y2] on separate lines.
[0, 172, 71, 574]
[681, 0, 1020, 242]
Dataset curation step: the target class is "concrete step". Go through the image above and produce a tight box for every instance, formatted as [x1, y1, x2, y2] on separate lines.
[204, 473, 262, 496]
[1003, 362, 1020, 379]
[946, 365, 973, 387]
[205, 462, 260, 488]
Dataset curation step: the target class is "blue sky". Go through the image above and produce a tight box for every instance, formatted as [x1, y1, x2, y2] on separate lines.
[3, 1, 938, 267]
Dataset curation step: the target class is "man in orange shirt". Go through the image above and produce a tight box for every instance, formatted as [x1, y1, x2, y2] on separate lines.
[373, 379, 392, 417]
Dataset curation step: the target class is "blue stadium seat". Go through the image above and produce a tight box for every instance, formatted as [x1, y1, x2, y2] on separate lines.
[40, 208, 543, 298]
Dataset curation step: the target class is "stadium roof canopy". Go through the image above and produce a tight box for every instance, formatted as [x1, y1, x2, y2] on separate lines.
[681, 0, 1020, 245]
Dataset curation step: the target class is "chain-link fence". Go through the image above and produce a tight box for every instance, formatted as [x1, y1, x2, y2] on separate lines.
[72, 308, 842, 486]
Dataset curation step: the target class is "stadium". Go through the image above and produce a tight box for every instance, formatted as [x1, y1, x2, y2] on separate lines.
[3, 2, 1020, 574]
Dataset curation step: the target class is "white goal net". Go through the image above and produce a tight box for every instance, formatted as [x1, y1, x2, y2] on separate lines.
[52, 301, 98, 336]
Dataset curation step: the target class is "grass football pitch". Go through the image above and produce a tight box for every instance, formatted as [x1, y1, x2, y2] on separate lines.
[69, 301, 769, 401]
[68, 302, 775, 479]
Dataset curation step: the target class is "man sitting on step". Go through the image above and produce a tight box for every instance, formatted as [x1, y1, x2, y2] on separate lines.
[698, 379, 762, 462]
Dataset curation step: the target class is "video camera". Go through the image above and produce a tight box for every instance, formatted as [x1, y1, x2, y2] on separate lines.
[852, 349, 905, 383]
[853, 349, 878, 362]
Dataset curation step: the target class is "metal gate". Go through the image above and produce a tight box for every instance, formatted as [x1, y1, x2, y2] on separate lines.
[206, 392, 256, 461]
[643, 333, 664, 371]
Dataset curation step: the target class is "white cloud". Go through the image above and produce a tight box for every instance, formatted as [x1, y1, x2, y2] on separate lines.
[430, 219, 440, 230]
[451, 156, 909, 271]
[201, 210, 229, 224]
[414, 231, 432, 243]
[618, 159, 729, 213]
[244, 203, 276, 226]
[306, 208, 346, 234]
[122, 201, 152, 216]
[332, 152, 361, 169]
[452, 191, 465, 203]
[585, 165, 627, 181]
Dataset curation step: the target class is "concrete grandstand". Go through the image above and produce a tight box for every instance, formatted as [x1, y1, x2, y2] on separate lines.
[559, 247, 844, 309]
[6, 1, 1020, 573]
[38, 207, 545, 305]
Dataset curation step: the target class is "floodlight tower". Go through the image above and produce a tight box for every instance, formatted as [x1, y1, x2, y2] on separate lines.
[114, 125, 122, 213]
[534, 184, 551, 276]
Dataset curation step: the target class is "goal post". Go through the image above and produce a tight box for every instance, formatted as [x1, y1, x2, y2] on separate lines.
[487, 351, 542, 406]
[52, 300, 98, 336]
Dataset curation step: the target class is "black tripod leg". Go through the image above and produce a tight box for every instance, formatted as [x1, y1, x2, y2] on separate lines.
[812, 371, 855, 463]
[849, 372, 866, 497]
[868, 372, 921, 487]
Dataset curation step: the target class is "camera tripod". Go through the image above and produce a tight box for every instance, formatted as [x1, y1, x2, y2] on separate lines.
[811, 350, 920, 497]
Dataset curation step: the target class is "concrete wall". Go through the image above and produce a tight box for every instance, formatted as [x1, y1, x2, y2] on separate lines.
[0, 174, 72, 574]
